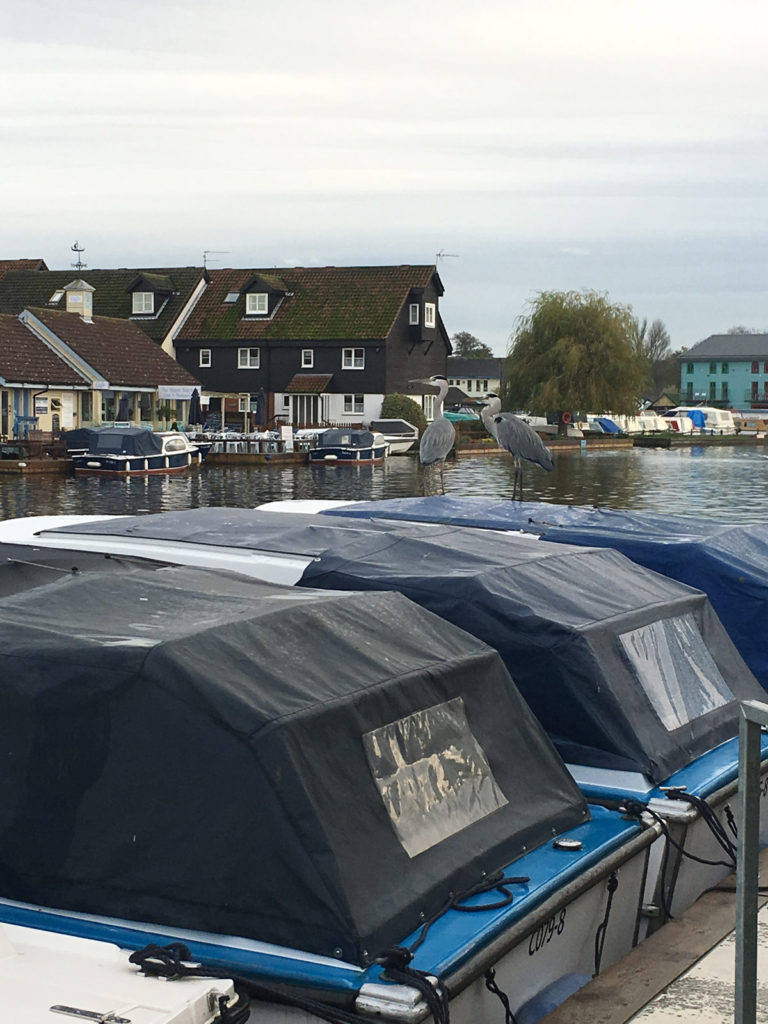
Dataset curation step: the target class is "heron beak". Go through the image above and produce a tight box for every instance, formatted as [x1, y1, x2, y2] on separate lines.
[408, 378, 428, 386]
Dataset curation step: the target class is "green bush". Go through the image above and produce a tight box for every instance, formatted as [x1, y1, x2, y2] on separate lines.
[380, 394, 427, 434]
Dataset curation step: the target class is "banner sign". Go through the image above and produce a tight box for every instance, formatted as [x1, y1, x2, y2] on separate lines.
[157, 385, 195, 400]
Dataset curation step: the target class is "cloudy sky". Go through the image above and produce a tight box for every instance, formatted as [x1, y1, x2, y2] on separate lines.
[2, 0, 767, 353]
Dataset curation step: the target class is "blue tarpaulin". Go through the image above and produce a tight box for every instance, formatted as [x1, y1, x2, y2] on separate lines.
[324, 497, 768, 692]
[596, 417, 621, 434]
[687, 409, 706, 428]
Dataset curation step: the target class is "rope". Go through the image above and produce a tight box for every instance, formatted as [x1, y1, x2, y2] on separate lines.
[376, 946, 450, 1024]
[484, 968, 519, 1024]
[593, 872, 619, 976]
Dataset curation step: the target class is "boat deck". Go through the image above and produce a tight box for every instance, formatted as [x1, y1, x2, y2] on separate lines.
[542, 847, 768, 1023]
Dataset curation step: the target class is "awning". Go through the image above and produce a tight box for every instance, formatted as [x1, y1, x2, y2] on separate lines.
[284, 374, 333, 394]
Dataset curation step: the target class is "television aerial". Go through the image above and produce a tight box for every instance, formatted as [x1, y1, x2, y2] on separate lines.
[203, 250, 230, 268]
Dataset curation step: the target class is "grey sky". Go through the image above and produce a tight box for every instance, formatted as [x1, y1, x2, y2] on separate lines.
[2, 0, 767, 354]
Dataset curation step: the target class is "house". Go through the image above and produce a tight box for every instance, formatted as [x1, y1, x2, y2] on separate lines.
[0, 258, 48, 279]
[0, 267, 207, 355]
[174, 264, 450, 426]
[446, 356, 504, 398]
[0, 299, 200, 438]
[679, 335, 768, 409]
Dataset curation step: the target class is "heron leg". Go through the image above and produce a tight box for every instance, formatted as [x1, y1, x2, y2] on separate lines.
[518, 462, 524, 501]
[440, 460, 446, 495]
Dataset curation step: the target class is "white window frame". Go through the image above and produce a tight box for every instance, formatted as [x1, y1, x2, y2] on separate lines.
[238, 347, 260, 369]
[199, 348, 211, 368]
[238, 393, 250, 413]
[302, 348, 314, 368]
[424, 302, 436, 328]
[132, 291, 154, 314]
[343, 393, 365, 414]
[409, 303, 420, 325]
[246, 292, 268, 315]
[423, 394, 436, 420]
[342, 347, 365, 370]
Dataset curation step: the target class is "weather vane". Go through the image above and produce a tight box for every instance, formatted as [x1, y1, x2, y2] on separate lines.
[71, 241, 87, 271]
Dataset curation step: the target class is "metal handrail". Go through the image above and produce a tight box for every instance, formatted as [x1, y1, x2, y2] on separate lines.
[736, 699, 768, 1023]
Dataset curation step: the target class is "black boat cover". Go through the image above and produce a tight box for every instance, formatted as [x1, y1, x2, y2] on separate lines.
[64, 427, 162, 456]
[0, 563, 585, 964]
[52, 509, 764, 782]
[0, 543, 166, 598]
[316, 428, 375, 449]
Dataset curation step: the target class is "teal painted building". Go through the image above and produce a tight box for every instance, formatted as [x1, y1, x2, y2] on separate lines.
[679, 334, 768, 410]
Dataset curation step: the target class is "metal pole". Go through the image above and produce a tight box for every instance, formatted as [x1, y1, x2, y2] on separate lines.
[736, 703, 768, 1024]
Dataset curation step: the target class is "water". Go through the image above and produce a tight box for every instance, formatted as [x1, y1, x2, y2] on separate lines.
[1, 445, 766, 523]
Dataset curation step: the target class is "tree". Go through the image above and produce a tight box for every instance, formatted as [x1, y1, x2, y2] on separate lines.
[380, 393, 427, 433]
[727, 325, 762, 334]
[632, 317, 673, 394]
[502, 291, 647, 416]
[451, 331, 493, 358]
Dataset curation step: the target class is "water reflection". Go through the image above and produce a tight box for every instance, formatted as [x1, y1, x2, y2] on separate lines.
[1, 446, 767, 523]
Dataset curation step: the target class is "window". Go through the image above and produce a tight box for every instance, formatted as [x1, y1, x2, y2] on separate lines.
[199, 349, 211, 367]
[49, 289, 64, 304]
[238, 394, 250, 412]
[342, 347, 364, 369]
[722, 382, 729, 401]
[302, 349, 314, 368]
[80, 391, 92, 422]
[283, 395, 290, 408]
[619, 614, 733, 731]
[246, 293, 268, 315]
[424, 303, 436, 328]
[83, 293, 92, 318]
[164, 437, 187, 453]
[752, 381, 759, 399]
[343, 394, 364, 414]
[238, 347, 260, 369]
[224, 292, 240, 303]
[685, 382, 693, 401]
[132, 291, 154, 314]
[409, 303, 419, 325]
[763, 381, 768, 396]
[764, 362, 768, 374]
[483, 380, 489, 390]
[423, 393, 435, 420]
[721, 362, 729, 374]
[709, 361, 717, 374]
[709, 381, 716, 400]
[752, 361, 759, 373]
[687, 362, 694, 374]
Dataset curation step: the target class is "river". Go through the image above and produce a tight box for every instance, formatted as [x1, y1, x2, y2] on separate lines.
[1, 445, 766, 523]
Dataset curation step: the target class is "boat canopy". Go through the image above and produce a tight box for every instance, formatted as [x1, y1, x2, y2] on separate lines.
[0, 562, 585, 965]
[595, 417, 621, 434]
[64, 427, 162, 456]
[0, 543, 163, 598]
[369, 419, 417, 435]
[326, 498, 768, 692]
[51, 508, 765, 783]
[316, 428, 375, 448]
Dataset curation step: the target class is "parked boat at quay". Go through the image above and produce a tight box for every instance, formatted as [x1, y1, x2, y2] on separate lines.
[309, 427, 388, 464]
[64, 425, 207, 475]
[5, 507, 765, 932]
[0, 546, 659, 1024]
[369, 418, 420, 454]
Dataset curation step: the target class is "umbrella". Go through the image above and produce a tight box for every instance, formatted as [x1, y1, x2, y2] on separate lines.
[117, 395, 131, 421]
[188, 389, 203, 426]
[254, 388, 265, 426]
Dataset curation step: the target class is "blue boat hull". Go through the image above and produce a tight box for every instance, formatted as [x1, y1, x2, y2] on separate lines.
[309, 444, 387, 464]
[72, 450, 203, 475]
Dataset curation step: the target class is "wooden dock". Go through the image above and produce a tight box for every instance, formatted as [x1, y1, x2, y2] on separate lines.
[0, 458, 71, 475]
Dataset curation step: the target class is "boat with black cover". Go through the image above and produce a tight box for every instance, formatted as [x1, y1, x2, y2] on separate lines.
[64, 425, 206, 475]
[8, 506, 765, 930]
[0, 549, 658, 1024]
[308, 428, 388, 464]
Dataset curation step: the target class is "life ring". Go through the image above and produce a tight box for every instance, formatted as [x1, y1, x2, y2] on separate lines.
[561, 411, 572, 424]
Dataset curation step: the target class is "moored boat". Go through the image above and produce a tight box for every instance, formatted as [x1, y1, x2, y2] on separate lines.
[64, 426, 206, 475]
[0, 550, 658, 1023]
[369, 418, 420, 454]
[309, 427, 388, 464]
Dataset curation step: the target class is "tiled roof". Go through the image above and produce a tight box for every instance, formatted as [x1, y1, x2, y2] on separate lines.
[0, 259, 47, 278]
[447, 356, 504, 377]
[0, 267, 205, 343]
[683, 335, 768, 360]
[0, 314, 85, 386]
[26, 309, 200, 389]
[284, 373, 333, 394]
[179, 265, 438, 342]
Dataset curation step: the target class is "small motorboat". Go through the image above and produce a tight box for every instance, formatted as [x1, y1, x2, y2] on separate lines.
[368, 418, 420, 454]
[309, 427, 388, 464]
[64, 426, 206, 475]
[0, 548, 660, 1024]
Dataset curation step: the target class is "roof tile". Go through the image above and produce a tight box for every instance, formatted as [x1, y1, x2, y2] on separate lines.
[0, 314, 84, 386]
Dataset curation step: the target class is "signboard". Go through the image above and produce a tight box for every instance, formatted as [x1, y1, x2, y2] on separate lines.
[34, 397, 48, 416]
[93, 380, 111, 390]
[157, 385, 195, 401]
[281, 425, 294, 452]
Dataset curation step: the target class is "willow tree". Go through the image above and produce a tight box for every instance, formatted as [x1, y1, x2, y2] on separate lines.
[501, 291, 647, 415]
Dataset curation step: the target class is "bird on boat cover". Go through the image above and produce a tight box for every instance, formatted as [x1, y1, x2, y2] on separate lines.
[480, 394, 554, 500]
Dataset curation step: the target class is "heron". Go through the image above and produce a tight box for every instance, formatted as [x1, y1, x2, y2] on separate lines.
[479, 394, 553, 500]
[410, 374, 455, 495]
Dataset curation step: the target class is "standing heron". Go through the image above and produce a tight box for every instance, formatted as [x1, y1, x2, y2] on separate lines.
[411, 374, 455, 495]
[480, 394, 553, 500]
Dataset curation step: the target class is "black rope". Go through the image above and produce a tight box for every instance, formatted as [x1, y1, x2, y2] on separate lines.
[593, 871, 619, 976]
[376, 946, 450, 1024]
[724, 804, 738, 841]
[669, 791, 737, 867]
[484, 968, 519, 1024]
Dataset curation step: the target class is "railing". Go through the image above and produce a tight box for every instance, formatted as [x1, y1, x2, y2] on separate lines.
[735, 699, 768, 1023]
[744, 391, 768, 403]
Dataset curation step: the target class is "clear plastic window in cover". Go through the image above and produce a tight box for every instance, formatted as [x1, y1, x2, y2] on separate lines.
[363, 697, 508, 858]
[620, 613, 734, 731]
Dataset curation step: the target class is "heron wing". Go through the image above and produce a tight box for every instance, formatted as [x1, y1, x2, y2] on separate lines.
[495, 415, 554, 471]
[419, 417, 456, 465]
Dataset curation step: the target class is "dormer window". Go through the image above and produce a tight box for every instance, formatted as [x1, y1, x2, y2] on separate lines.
[424, 303, 436, 328]
[49, 289, 64, 305]
[246, 293, 268, 315]
[132, 291, 154, 314]
[409, 303, 419, 325]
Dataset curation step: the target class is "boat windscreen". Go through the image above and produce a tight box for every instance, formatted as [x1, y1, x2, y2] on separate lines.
[0, 563, 585, 965]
